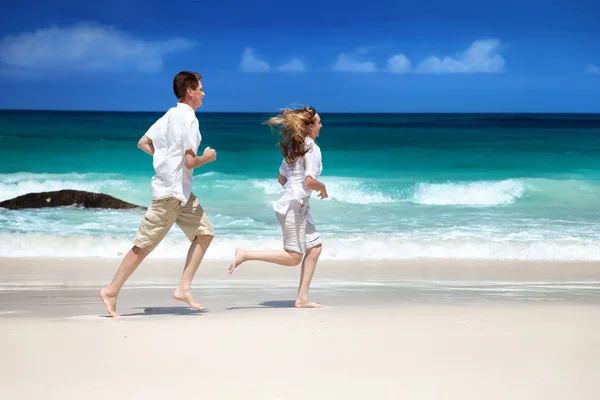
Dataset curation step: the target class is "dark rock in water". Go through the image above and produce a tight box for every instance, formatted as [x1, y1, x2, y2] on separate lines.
[0, 190, 143, 210]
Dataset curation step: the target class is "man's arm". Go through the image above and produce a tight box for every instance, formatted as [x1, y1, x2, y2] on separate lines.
[138, 135, 154, 156]
[184, 147, 217, 170]
[140, 113, 168, 155]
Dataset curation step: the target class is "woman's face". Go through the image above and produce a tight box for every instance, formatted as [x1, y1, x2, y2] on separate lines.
[308, 113, 322, 138]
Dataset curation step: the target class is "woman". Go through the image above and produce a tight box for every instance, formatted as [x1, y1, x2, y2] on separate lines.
[228, 105, 328, 308]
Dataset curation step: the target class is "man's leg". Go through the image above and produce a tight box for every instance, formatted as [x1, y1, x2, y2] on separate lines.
[174, 194, 214, 310]
[100, 197, 180, 318]
[100, 246, 150, 318]
[173, 235, 213, 310]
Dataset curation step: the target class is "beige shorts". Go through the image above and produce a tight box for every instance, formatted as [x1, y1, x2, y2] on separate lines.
[133, 193, 214, 252]
[276, 199, 322, 254]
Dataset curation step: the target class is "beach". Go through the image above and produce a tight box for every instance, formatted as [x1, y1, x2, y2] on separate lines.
[1, 0, 599, 396]
[2, 112, 600, 398]
[1, 258, 599, 399]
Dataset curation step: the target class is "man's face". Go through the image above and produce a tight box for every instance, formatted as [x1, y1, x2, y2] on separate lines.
[190, 80, 205, 108]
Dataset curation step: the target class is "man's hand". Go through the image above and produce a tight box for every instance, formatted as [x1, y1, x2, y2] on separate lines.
[184, 147, 217, 169]
[203, 146, 217, 163]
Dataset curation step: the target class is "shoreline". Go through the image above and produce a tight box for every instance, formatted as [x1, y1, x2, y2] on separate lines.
[2, 232, 600, 261]
[2, 257, 600, 399]
[1, 258, 600, 319]
[2, 256, 600, 276]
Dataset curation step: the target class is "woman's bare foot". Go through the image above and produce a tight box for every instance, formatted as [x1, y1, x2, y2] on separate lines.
[99, 288, 119, 318]
[228, 248, 246, 275]
[294, 299, 324, 309]
[172, 288, 204, 310]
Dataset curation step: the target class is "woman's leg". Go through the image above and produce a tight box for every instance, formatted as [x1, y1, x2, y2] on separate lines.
[228, 248, 302, 274]
[295, 244, 323, 308]
[229, 205, 304, 274]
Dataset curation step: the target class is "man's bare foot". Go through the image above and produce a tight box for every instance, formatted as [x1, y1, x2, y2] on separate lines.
[173, 289, 204, 310]
[99, 288, 119, 318]
[295, 300, 324, 309]
[228, 248, 246, 275]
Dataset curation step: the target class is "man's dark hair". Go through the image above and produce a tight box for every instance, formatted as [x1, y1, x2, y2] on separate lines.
[173, 71, 201, 100]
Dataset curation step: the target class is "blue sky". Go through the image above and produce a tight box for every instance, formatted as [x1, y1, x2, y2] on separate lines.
[1, 0, 599, 112]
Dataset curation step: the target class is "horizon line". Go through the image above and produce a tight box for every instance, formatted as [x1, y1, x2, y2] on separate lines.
[1, 108, 599, 115]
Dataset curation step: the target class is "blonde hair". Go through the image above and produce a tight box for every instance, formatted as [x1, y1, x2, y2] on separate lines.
[266, 106, 317, 165]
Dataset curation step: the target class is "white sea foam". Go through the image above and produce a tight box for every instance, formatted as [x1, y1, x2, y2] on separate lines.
[4, 172, 599, 209]
[1, 233, 599, 261]
[411, 179, 526, 206]
[325, 180, 394, 204]
[250, 177, 394, 205]
[2, 171, 600, 262]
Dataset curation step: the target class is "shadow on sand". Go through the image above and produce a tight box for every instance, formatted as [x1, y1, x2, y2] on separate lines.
[226, 300, 296, 311]
[116, 306, 208, 317]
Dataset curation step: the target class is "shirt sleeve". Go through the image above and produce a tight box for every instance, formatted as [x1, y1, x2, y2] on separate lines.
[145, 113, 168, 140]
[279, 159, 291, 177]
[182, 119, 199, 153]
[304, 145, 322, 179]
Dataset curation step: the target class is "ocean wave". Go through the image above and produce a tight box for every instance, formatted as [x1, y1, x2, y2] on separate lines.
[325, 180, 394, 204]
[0, 172, 135, 202]
[410, 179, 525, 206]
[249, 178, 394, 205]
[2, 172, 600, 209]
[409, 177, 600, 207]
[1, 233, 599, 261]
[250, 176, 600, 207]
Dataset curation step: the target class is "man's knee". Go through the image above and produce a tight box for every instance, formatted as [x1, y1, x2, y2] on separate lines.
[193, 234, 214, 245]
[131, 245, 151, 258]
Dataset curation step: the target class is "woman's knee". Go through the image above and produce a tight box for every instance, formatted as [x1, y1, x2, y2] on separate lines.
[285, 250, 303, 266]
[307, 244, 322, 257]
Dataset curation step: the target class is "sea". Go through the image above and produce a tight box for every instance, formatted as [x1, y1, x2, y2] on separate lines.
[1, 111, 600, 260]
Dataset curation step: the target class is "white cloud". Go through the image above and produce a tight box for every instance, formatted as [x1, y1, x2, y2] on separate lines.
[333, 40, 504, 75]
[386, 54, 411, 73]
[416, 39, 505, 73]
[278, 58, 307, 73]
[585, 64, 600, 75]
[332, 52, 377, 73]
[239, 47, 270, 73]
[0, 22, 196, 73]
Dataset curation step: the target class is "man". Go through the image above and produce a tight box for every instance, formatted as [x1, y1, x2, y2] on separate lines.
[100, 71, 216, 318]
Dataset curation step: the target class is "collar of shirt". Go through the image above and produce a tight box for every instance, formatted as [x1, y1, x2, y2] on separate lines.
[177, 102, 195, 113]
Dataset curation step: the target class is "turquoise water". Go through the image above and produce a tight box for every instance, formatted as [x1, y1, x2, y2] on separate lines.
[1, 111, 600, 260]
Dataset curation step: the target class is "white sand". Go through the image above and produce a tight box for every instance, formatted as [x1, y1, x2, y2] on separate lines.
[1, 258, 599, 399]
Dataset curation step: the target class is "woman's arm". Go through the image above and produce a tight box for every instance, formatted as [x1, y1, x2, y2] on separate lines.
[305, 176, 328, 199]
[278, 173, 287, 187]
[304, 144, 326, 198]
